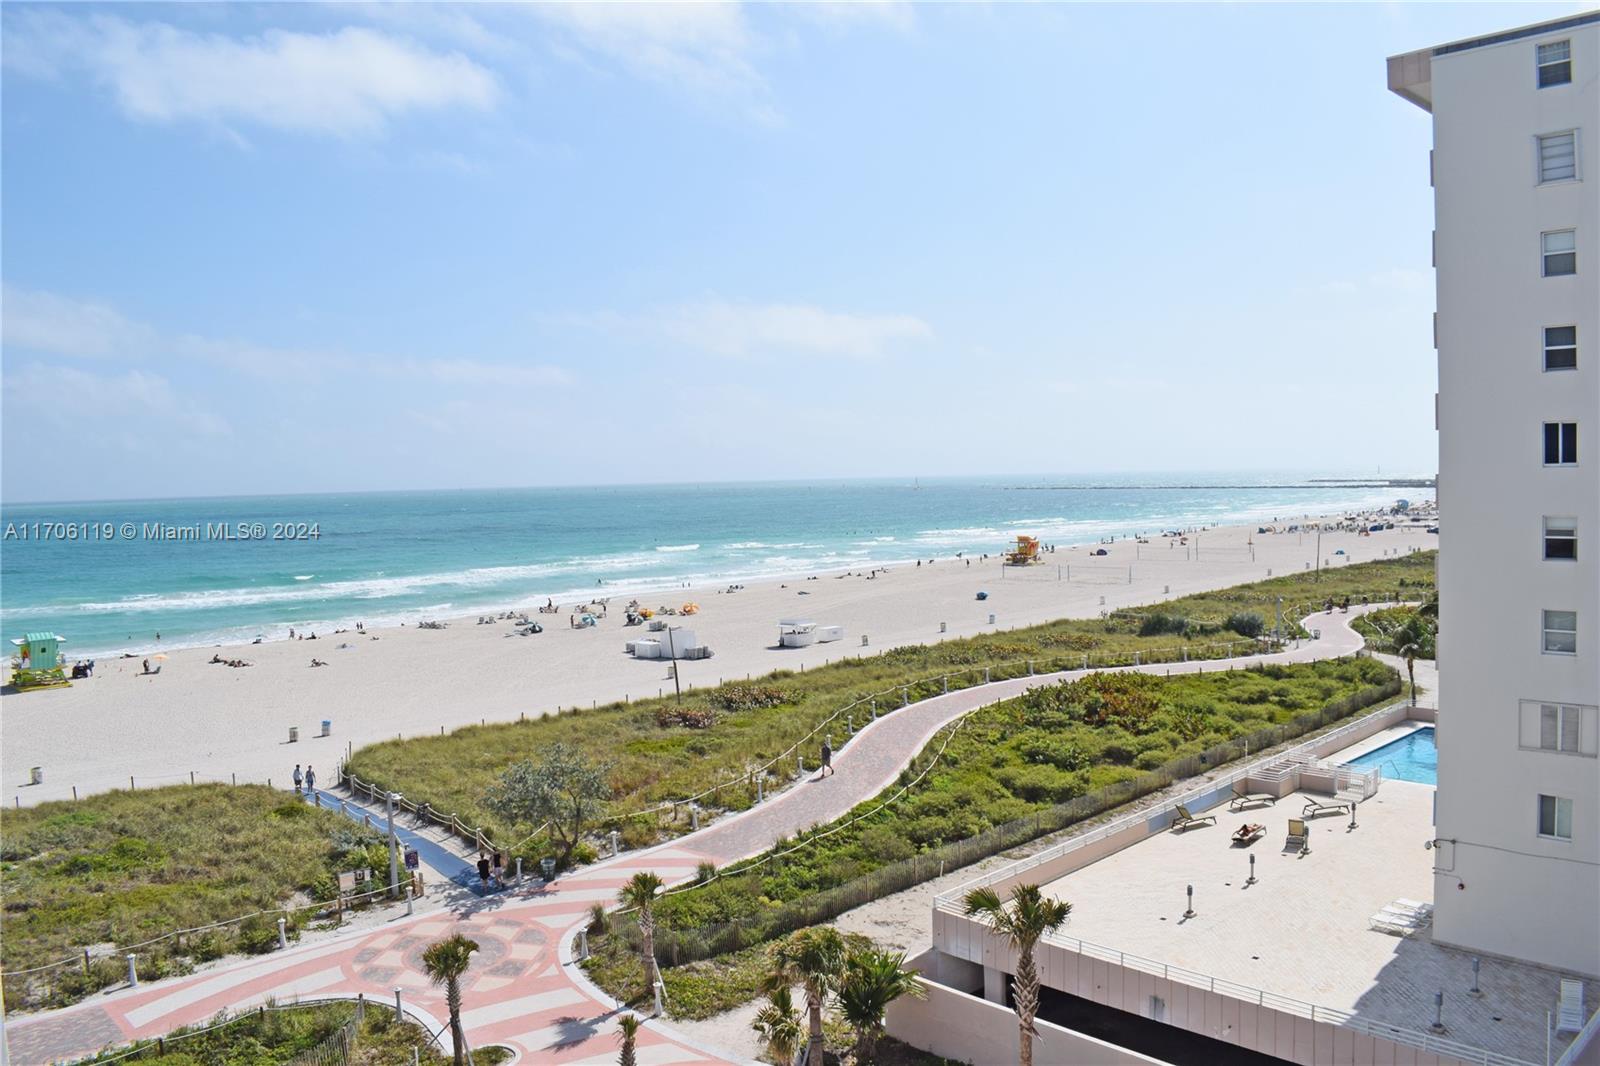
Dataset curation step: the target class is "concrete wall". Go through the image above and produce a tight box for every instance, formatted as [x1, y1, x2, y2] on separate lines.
[925, 933, 1482, 1066]
[1418, 17, 1600, 978]
[885, 953, 1168, 1066]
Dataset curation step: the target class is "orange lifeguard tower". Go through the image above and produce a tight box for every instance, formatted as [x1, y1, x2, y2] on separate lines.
[1005, 536, 1042, 565]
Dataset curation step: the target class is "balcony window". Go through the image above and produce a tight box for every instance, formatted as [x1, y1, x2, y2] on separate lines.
[1538, 131, 1577, 183]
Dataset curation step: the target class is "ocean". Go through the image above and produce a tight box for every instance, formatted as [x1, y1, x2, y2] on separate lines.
[0, 474, 1428, 657]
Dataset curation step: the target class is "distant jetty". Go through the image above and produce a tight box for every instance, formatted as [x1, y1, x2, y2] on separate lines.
[1007, 478, 1437, 491]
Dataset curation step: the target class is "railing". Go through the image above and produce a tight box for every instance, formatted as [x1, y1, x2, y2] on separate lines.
[934, 917, 1534, 1066]
[1555, 1001, 1600, 1066]
[337, 768, 547, 857]
[0, 877, 412, 1013]
[65, 993, 445, 1065]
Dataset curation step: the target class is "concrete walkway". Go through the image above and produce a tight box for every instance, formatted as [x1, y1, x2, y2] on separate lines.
[2, 610, 1380, 1065]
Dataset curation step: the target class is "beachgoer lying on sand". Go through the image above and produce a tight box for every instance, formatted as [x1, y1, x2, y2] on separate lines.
[310, 658, 327, 667]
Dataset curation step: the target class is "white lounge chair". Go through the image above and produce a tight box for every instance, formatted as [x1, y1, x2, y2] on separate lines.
[1557, 979, 1586, 1034]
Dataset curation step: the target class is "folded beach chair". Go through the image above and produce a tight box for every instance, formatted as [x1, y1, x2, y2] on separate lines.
[1283, 818, 1309, 854]
[1229, 783, 1277, 811]
[1557, 979, 1586, 1034]
[1171, 803, 1217, 831]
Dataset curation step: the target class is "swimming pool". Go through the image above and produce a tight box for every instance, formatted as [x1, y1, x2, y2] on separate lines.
[1342, 726, 1437, 785]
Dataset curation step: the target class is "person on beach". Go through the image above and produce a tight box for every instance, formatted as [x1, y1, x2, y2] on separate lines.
[819, 739, 834, 777]
[142, 658, 149, 674]
[293, 764, 303, 794]
[477, 854, 491, 890]
[304, 766, 316, 796]
[492, 851, 504, 886]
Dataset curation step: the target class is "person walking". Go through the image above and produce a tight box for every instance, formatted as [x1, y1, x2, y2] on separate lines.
[293, 764, 303, 795]
[492, 850, 504, 887]
[304, 765, 316, 796]
[819, 739, 834, 778]
[476, 854, 491, 891]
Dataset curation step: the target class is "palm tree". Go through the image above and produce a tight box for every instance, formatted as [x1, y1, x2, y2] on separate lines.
[1398, 641, 1420, 705]
[963, 884, 1072, 1066]
[837, 948, 925, 1064]
[616, 1013, 641, 1066]
[618, 871, 665, 1006]
[422, 933, 480, 1066]
[764, 927, 847, 1066]
[752, 985, 804, 1065]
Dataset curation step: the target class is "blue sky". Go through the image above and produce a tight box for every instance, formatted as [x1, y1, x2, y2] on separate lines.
[1, 2, 1581, 502]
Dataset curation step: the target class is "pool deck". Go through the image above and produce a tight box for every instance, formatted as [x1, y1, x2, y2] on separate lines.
[1036, 778, 1581, 1064]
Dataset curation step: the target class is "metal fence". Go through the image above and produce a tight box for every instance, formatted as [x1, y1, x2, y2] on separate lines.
[1, 876, 411, 1014]
[65, 994, 444, 1065]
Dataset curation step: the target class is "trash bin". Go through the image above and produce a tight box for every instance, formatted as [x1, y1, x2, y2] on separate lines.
[288, 727, 299, 743]
[29, 766, 42, 785]
[321, 720, 331, 737]
[539, 857, 556, 880]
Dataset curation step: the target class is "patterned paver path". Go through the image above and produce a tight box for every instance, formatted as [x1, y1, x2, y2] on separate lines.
[3, 610, 1376, 1065]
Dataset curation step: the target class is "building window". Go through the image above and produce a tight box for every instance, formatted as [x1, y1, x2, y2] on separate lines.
[1538, 794, 1573, 841]
[1543, 609, 1577, 654]
[1545, 326, 1578, 370]
[1538, 131, 1578, 183]
[1545, 517, 1577, 560]
[1544, 422, 1578, 464]
[1538, 40, 1572, 88]
[1543, 704, 1583, 752]
[1543, 230, 1577, 276]
[1520, 701, 1597, 756]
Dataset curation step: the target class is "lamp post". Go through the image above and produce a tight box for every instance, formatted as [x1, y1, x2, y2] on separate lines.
[1184, 884, 1195, 919]
[386, 792, 402, 900]
[665, 627, 682, 703]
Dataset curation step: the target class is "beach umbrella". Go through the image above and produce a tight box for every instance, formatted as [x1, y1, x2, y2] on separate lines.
[151, 653, 169, 660]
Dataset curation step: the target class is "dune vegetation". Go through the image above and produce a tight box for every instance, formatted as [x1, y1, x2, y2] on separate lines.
[584, 657, 1401, 1015]
[346, 553, 1433, 858]
[0, 784, 386, 1010]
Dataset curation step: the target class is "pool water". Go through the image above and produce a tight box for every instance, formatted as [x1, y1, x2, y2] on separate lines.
[1342, 727, 1438, 785]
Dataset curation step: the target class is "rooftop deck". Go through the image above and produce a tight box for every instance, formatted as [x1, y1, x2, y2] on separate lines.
[1031, 773, 1581, 1064]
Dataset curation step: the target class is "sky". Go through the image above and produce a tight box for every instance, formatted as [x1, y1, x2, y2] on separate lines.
[1, 2, 1585, 502]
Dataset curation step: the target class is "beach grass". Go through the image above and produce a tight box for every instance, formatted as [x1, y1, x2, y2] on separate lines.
[346, 553, 1434, 853]
[0, 784, 385, 1010]
[581, 657, 1400, 1016]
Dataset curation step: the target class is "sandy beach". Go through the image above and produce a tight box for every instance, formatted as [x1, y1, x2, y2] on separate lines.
[2, 512, 1433, 807]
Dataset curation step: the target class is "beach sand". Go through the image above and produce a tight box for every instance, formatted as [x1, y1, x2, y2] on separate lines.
[2, 515, 1434, 806]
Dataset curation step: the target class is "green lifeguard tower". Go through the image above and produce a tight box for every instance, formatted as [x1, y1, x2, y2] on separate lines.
[10, 632, 68, 690]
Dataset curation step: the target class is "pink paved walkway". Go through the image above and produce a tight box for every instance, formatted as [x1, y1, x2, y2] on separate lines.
[3, 611, 1375, 1065]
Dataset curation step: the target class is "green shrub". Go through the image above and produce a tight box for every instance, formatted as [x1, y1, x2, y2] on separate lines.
[1225, 612, 1266, 638]
[1138, 612, 1190, 637]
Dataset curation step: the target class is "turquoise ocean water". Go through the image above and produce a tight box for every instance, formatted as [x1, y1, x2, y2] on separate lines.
[0, 474, 1428, 657]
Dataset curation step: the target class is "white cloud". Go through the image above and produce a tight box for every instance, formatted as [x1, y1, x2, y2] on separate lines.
[1, 285, 569, 389]
[3, 362, 231, 439]
[2, 285, 155, 358]
[574, 300, 933, 359]
[6, 13, 497, 137]
[385, 358, 573, 388]
[530, 2, 772, 118]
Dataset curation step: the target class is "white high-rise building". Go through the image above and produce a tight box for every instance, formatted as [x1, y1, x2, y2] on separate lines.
[1390, 13, 1599, 978]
